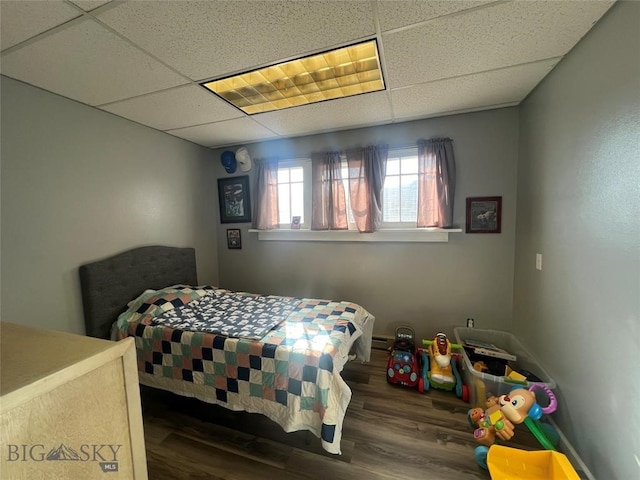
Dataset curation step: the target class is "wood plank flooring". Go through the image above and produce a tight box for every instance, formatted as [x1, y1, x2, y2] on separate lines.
[142, 349, 541, 479]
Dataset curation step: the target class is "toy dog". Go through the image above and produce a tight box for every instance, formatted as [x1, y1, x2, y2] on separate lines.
[469, 385, 558, 448]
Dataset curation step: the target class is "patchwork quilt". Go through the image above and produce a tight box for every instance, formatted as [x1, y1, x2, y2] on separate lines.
[114, 285, 375, 455]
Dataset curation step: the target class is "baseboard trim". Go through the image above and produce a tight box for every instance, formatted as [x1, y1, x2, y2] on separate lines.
[547, 417, 594, 480]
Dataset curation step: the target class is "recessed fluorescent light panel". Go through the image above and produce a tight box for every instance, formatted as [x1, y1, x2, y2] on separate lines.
[202, 40, 385, 115]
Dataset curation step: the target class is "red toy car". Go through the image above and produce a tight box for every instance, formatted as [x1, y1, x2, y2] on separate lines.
[386, 326, 423, 391]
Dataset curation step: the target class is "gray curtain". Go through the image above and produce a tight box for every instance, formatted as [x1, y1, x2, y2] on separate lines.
[346, 144, 388, 232]
[311, 152, 348, 230]
[252, 159, 279, 229]
[417, 138, 456, 228]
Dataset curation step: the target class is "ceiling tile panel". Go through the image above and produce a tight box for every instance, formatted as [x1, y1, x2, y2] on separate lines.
[377, 0, 497, 32]
[166, 117, 279, 148]
[68, 1, 113, 12]
[391, 58, 560, 120]
[99, 85, 244, 131]
[0, 0, 616, 148]
[0, 18, 189, 106]
[383, 0, 615, 88]
[0, 0, 81, 51]
[253, 91, 393, 137]
[96, 1, 376, 81]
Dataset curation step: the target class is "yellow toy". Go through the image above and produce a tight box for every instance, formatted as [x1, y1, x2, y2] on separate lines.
[487, 445, 581, 480]
[420, 333, 469, 400]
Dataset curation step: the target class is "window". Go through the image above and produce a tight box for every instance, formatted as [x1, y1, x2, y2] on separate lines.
[259, 144, 458, 241]
[276, 148, 420, 230]
[342, 147, 419, 228]
[381, 147, 419, 227]
[276, 160, 311, 228]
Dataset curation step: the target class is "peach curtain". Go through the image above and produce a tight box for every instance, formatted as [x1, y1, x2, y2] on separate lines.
[252, 159, 279, 229]
[417, 138, 456, 228]
[311, 152, 348, 230]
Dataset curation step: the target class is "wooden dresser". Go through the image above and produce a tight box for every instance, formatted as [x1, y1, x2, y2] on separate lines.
[0, 322, 148, 479]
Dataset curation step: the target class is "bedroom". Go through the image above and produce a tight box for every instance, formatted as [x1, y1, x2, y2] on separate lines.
[1, 1, 638, 479]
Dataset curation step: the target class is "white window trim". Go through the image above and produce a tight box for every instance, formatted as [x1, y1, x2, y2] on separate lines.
[249, 227, 462, 243]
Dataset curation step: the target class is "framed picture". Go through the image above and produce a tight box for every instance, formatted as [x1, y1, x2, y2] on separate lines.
[466, 196, 502, 233]
[291, 216, 301, 230]
[226, 228, 242, 249]
[218, 175, 251, 223]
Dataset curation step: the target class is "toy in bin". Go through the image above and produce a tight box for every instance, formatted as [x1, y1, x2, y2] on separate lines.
[420, 333, 469, 401]
[386, 326, 422, 390]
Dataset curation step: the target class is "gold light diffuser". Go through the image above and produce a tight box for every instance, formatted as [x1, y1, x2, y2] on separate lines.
[202, 40, 384, 114]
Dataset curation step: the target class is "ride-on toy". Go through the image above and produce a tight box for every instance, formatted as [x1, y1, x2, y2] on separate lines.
[421, 333, 469, 400]
[386, 326, 422, 390]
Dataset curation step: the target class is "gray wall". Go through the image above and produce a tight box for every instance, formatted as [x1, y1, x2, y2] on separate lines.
[214, 108, 520, 342]
[3, 2, 636, 475]
[1, 76, 219, 334]
[514, 2, 640, 479]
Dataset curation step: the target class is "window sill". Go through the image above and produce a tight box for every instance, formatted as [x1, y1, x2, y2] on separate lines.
[248, 228, 462, 243]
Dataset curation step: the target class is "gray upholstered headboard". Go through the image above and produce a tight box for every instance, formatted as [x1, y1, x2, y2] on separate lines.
[79, 246, 197, 339]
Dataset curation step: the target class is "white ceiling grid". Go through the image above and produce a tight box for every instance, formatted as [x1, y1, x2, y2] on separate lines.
[0, 0, 616, 149]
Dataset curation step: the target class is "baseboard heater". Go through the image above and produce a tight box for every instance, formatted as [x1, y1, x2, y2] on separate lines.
[371, 334, 394, 351]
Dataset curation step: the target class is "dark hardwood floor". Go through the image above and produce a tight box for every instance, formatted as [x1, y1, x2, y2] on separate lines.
[141, 348, 541, 479]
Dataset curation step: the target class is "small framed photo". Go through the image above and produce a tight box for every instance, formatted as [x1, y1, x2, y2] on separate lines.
[218, 175, 251, 224]
[291, 216, 301, 230]
[226, 228, 242, 249]
[466, 196, 502, 234]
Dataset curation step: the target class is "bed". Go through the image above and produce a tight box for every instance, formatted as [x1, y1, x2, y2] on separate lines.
[79, 245, 374, 455]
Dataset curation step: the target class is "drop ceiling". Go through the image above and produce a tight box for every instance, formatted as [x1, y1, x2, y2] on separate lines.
[0, 0, 615, 149]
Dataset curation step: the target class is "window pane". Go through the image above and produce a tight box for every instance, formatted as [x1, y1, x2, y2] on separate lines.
[383, 175, 400, 222]
[386, 158, 400, 176]
[278, 184, 290, 222]
[277, 168, 289, 183]
[290, 166, 304, 183]
[382, 150, 419, 225]
[402, 156, 418, 175]
[400, 174, 418, 222]
[290, 182, 304, 221]
[274, 161, 311, 227]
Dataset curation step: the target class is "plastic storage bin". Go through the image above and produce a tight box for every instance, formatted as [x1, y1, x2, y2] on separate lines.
[453, 327, 556, 408]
